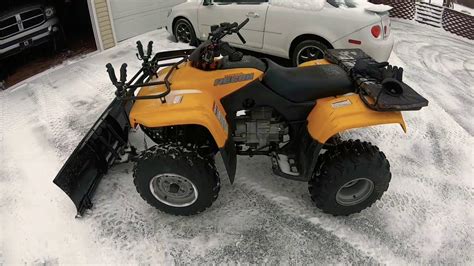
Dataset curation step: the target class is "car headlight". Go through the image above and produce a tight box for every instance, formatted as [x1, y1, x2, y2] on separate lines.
[45, 7, 55, 18]
[167, 9, 172, 17]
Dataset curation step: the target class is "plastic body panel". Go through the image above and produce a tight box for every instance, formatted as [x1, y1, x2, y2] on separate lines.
[129, 61, 264, 147]
[307, 94, 407, 143]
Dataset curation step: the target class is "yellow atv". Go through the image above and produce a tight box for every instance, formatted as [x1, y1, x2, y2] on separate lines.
[54, 19, 428, 217]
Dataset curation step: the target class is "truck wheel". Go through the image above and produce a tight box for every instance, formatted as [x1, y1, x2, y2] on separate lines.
[173, 18, 198, 46]
[308, 140, 391, 216]
[292, 40, 328, 66]
[133, 143, 220, 216]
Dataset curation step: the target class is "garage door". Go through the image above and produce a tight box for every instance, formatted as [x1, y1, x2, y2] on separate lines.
[110, 0, 185, 41]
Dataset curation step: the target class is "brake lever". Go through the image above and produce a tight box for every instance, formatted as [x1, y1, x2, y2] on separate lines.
[237, 32, 246, 44]
[237, 18, 250, 31]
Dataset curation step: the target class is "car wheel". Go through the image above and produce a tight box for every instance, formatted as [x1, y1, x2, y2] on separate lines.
[173, 19, 198, 46]
[292, 40, 329, 66]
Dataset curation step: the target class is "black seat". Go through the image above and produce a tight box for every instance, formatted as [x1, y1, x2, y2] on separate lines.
[219, 55, 267, 72]
[262, 59, 354, 102]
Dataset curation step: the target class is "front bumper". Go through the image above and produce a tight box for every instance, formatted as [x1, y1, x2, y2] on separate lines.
[0, 17, 60, 60]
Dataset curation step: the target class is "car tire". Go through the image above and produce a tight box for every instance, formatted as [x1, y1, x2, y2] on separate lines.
[173, 18, 198, 46]
[292, 40, 329, 66]
[133, 143, 220, 216]
[308, 140, 391, 216]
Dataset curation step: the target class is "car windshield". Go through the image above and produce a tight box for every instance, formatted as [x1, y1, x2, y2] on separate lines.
[326, 0, 361, 8]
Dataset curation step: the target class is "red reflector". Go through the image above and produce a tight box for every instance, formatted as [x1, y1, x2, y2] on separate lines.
[348, 39, 362, 45]
[371, 25, 381, 38]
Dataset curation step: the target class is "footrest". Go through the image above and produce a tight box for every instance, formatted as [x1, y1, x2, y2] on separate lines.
[271, 153, 306, 181]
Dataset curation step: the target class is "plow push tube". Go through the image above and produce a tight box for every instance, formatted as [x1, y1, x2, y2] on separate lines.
[53, 48, 195, 217]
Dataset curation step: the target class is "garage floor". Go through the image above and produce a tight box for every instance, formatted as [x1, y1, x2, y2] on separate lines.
[2, 33, 96, 88]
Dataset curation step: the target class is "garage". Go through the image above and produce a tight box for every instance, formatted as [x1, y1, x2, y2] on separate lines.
[1, 0, 185, 90]
[1, 0, 97, 89]
[81, 0, 185, 50]
[109, 0, 185, 42]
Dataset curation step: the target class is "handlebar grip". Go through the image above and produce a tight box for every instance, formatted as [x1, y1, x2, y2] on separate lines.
[120, 63, 127, 83]
[237, 32, 246, 44]
[237, 18, 250, 31]
[136, 41, 145, 59]
[147, 41, 153, 58]
[106, 63, 117, 85]
[230, 22, 238, 28]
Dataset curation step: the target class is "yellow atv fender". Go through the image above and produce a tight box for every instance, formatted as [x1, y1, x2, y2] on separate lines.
[300, 59, 406, 143]
[307, 94, 407, 144]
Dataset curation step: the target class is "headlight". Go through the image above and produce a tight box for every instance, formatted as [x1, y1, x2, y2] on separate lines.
[167, 9, 172, 17]
[45, 7, 55, 18]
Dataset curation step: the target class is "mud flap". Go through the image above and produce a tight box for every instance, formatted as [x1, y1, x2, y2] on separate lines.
[219, 134, 237, 184]
[53, 98, 131, 217]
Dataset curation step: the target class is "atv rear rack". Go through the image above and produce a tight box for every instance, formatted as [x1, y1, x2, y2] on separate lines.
[325, 49, 428, 111]
[53, 45, 195, 217]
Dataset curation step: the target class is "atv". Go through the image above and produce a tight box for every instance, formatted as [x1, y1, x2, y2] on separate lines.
[53, 19, 428, 217]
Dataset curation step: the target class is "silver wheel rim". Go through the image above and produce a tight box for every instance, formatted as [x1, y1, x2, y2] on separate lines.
[149, 174, 198, 207]
[336, 178, 374, 206]
[296, 45, 325, 65]
[175, 22, 192, 43]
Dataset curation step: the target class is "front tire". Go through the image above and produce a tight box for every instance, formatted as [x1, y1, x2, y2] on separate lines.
[173, 18, 198, 46]
[309, 140, 391, 216]
[133, 143, 220, 216]
[292, 40, 329, 66]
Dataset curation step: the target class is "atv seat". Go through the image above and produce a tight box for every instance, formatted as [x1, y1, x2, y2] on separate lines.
[262, 59, 353, 102]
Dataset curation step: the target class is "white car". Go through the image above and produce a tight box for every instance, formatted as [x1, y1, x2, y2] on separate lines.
[166, 0, 394, 65]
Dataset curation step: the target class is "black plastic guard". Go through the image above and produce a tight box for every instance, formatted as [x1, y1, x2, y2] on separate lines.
[53, 98, 131, 217]
[219, 134, 237, 184]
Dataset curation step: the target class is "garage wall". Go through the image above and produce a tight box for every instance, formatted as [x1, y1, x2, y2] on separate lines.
[94, 0, 116, 49]
[110, 0, 186, 41]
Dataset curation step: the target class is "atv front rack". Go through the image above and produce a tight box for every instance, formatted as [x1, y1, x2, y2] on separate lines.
[53, 45, 195, 217]
[107, 45, 195, 102]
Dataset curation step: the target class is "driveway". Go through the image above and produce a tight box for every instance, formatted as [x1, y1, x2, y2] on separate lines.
[0, 20, 473, 264]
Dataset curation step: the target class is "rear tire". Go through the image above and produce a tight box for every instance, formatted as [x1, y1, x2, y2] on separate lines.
[173, 18, 198, 46]
[133, 143, 220, 216]
[292, 40, 329, 66]
[308, 140, 391, 216]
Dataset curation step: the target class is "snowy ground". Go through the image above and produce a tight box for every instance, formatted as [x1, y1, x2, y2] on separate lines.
[1, 20, 473, 264]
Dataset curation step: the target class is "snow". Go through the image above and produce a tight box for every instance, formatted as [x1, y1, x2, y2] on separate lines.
[270, 0, 326, 11]
[1, 21, 474, 264]
[270, 0, 392, 13]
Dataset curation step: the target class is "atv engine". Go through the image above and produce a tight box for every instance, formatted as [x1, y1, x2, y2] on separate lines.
[233, 107, 288, 153]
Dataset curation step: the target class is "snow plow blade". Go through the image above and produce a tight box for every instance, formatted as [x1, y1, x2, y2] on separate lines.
[53, 98, 131, 217]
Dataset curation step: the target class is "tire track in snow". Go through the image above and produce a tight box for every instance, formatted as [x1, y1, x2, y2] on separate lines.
[84, 162, 377, 264]
[391, 20, 474, 134]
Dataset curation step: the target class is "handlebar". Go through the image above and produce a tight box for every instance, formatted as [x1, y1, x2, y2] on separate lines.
[106, 63, 117, 85]
[120, 63, 127, 83]
[136, 41, 145, 60]
[147, 41, 153, 58]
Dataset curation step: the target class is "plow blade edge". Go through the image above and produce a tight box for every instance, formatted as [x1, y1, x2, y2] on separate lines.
[53, 99, 131, 217]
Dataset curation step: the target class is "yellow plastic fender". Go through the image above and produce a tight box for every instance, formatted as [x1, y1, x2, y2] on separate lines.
[129, 90, 229, 148]
[307, 94, 407, 143]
